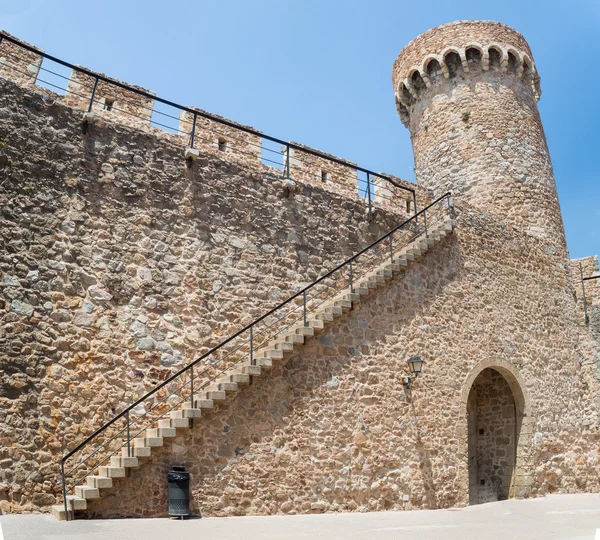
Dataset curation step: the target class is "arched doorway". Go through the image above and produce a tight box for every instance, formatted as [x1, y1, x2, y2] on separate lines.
[458, 359, 533, 505]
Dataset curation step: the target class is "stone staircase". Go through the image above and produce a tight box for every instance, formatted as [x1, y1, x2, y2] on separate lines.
[52, 213, 456, 520]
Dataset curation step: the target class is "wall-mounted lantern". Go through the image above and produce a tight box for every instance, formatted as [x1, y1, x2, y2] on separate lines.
[402, 356, 424, 389]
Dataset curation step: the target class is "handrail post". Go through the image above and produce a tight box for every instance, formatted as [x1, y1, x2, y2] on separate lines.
[389, 234, 394, 264]
[423, 207, 428, 238]
[249, 325, 254, 366]
[190, 365, 194, 408]
[366, 173, 373, 222]
[190, 112, 197, 149]
[88, 76, 99, 113]
[580, 262, 590, 325]
[303, 291, 307, 327]
[126, 411, 131, 458]
[61, 460, 68, 522]
[349, 260, 354, 292]
[412, 191, 418, 222]
[284, 144, 290, 179]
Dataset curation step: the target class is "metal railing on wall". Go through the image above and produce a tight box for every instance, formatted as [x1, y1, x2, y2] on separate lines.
[0, 31, 418, 219]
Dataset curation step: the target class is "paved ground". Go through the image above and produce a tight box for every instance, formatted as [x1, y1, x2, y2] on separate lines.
[1, 494, 599, 540]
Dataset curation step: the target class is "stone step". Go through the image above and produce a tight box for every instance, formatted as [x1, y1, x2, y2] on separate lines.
[273, 340, 295, 351]
[66, 495, 87, 511]
[133, 436, 163, 448]
[110, 456, 139, 468]
[192, 399, 215, 409]
[378, 268, 393, 279]
[51, 505, 73, 521]
[237, 365, 262, 376]
[308, 318, 325, 330]
[147, 427, 177, 439]
[122, 445, 152, 457]
[75, 486, 99, 500]
[358, 280, 377, 290]
[203, 390, 227, 407]
[254, 357, 273, 368]
[316, 311, 334, 322]
[353, 286, 370, 296]
[294, 326, 315, 336]
[281, 333, 305, 344]
[226, 373, 250, 384]
[372, 273, 386, 283]
[343, 293, 361, 302]
[333, 299, 352, 311]
[257, 348, 284, 360]
[98, 466, 126, 478]
[171, 407, 203, 419]
[158, 417, 189, 429]
[213, 381, 239, 393]
[86, 475, 113, 489]
[325, 305, 343, 316]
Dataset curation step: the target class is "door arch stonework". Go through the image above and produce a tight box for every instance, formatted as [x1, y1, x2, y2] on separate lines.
[456, 359, 535, 505]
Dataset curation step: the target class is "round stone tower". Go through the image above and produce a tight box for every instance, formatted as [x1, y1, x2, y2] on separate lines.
[393, 20, 566, 249]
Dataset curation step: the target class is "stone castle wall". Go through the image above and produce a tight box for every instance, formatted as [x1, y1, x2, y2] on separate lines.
[0, 25, 599, 518]
[0, 73, 421, 513]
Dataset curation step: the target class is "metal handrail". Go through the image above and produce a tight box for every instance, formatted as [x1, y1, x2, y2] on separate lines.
[59, 192, 450, 462]
[0, 31, 415, 199]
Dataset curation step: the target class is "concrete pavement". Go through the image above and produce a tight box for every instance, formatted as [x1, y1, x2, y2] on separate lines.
[1, 493, 599, 540]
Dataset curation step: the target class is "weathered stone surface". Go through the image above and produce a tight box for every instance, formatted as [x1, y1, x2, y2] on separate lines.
[0, 24, 597, 521]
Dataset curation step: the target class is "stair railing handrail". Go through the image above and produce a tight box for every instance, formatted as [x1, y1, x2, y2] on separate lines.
[59, 191, 451, 477]
[0, 31, 414, 197]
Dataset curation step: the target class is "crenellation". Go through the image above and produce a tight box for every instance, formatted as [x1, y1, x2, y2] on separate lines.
[178, 107, 263, 168]
[65, 68, 156, 130]
[0, 32, 43, 87]
[283, 142, 359, 200]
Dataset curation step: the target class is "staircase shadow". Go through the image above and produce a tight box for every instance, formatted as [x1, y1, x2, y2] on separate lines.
[85, 231, 464, 519]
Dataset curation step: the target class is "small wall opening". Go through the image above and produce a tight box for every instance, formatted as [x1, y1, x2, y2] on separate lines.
[444, 51, 462, 78]
[103, 97, 115, 111]
[406, 200, 411, 213]
[466, 47, 483, 69]
[218, 138, 228, 152]
[411, 70, 426, 92]
[426, 58, 442, 83]
[507, 52, 519, 74]
[488, 48, 502, 71]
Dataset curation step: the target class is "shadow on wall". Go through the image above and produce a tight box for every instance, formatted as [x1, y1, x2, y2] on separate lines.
[83, 233, 464, 518]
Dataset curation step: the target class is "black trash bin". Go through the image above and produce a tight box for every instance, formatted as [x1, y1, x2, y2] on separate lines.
[168, 465, 190, 518]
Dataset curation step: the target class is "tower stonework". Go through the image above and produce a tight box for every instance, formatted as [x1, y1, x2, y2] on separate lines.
[393, 20, 566, 249]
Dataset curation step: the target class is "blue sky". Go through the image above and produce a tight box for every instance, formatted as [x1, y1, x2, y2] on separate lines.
[2, 0, 598, 260]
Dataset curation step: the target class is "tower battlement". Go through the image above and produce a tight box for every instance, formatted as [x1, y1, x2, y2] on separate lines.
[392, 20, 565, 249]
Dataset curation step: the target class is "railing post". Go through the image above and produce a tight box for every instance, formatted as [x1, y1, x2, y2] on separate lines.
[88, 76, 99, 113]
[284, 144, 290, 179]
[389, 234, 394, 264]
[126, 411, 131, 458]
[249, 325, 254, 366]
[349, 260, 354, 292]
[412, 191, 418, 222]
[303, 291, 307, 327]
[366, 173, 373, 222]
[190, 112, 197, 149]
[423, 208, 428, 238]
[580, 262, 590, 325]
[190, 365, 194, 408]
[61, 460, 68, 522]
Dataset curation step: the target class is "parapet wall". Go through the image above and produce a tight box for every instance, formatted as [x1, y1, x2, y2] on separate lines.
[0, 30, 424, 218]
